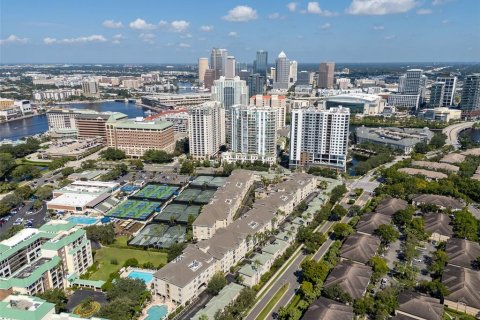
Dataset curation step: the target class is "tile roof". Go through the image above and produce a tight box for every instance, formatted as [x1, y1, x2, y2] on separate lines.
[442, 265, 480, 310]
[424, 213, 453, 238]
[446, 238, 480, 270]
[396, 292, 443, 320]
[303, 297, 354, 320]
[412, 194, 464, 210]
[323, 260, 373, 300]
[375, 197, 408, 216]
[340, 233, 381, 264]
[356, 213, 392, 235]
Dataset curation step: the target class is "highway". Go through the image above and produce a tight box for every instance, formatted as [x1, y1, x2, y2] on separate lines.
[442, 121, 474, 148]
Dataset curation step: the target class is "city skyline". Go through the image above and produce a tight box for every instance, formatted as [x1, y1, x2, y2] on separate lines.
[1, 0, 479, 64]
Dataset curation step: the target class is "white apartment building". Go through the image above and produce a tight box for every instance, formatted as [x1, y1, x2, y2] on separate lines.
[289, 60, 298, 85]
[290, 107, 350, 171]
[336, 78, 351, 90]
[399, 69, 427, 98]
[225, 105, 277, 165]
[46, 108, 98, 130]
[14, 100, 32, 115]
[387, 94, 421, 110]
[141, 93, 211, 109]
[436, 76, 457, 106]
[250, 94, 287, 129]
[33, 89, 82, 101]
[155, 173, 317, 306]
[188, 101, 225, 159]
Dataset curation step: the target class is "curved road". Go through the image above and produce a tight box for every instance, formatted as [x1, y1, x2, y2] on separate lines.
[442, 121, 474, 148]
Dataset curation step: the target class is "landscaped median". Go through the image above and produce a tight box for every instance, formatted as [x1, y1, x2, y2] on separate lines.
[257, 283, 289, 320]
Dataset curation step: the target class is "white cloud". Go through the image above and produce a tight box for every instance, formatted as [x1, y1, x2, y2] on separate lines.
[384, 34, 396, 40]
[200, 25, 214, 32]
[43, 35, 106, 45]
[416, 8, 432, 14]
[228, 31, 238, 37]
[129, 18, 156, 30]
[373, 25, 385, 30]
[180, 33, 193, 39]
[178, 43, 191, 48]
[0, 34, 28, 45]
[103, 20, 123, 29]
[268, 12, 285, 19]
[171, 20, 190, 32]
[223, 6, 258, 22]
[307, 2, 338, 16]
[432, 0, 453, 5]
[320, 23, 331, 29]
[159, 20, 168, 28]
[287, 2, 298, 12]
[111, 34, 124, 44]
[139, 33, 155, 44]
[346, 0, 417, 15]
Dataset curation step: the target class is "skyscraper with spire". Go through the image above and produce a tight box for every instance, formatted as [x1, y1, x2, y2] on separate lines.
[273, 51, 289, 90]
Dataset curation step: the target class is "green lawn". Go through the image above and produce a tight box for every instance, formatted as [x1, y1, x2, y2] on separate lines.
[89, 246, 167, 281]
[257, 283, 289, 320]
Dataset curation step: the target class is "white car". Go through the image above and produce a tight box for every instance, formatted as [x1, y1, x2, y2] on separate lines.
[413, 258, 423, 263]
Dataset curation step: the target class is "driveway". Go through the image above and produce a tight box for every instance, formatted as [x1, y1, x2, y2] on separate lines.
[0, 201, 47, 236]
[66, 290, 108, 312]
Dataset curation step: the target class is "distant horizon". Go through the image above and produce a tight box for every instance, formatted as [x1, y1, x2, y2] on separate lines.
[1, 61, 480, 66]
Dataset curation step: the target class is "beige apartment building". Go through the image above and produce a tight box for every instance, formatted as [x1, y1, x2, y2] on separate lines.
[249, 94, 286, 129]
[154, 173, 317, 306]
[106, 118, 175, 157]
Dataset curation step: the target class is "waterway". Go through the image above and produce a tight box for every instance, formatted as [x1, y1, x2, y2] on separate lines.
[0, 101, 149, 140]
[460, 128, 480, 143]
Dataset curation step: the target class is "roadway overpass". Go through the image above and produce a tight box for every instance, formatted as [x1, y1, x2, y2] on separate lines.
[442, 121, 475, 149]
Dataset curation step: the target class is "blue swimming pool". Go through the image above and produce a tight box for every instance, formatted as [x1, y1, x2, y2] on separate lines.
[146, 305, 168, 320]
[128, 270, 154, 283]
[67, 216, 99, 225]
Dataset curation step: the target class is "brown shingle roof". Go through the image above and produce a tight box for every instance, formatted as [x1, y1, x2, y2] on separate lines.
[303, 297, 354, 320]
[411, 160, 460, 173]
[424, 212, 453, 238]
[412, 194, 464, 210]
[375, 197, 408, 216]
[323, 260, 372, 300]
[356, 213, 392, 235]
[396, 292, 443, 320]
[340, 233, 381, 264]
[399, 168, 448, 180]
[446, 238, 480, 270]
[440, 153, 466, 164]
[442, 265, 480, 310]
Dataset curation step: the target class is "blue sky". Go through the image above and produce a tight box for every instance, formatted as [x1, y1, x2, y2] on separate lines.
[0, 0, 478, 63]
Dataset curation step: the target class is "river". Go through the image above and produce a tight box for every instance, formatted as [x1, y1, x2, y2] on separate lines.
[0, 101, 149, 140]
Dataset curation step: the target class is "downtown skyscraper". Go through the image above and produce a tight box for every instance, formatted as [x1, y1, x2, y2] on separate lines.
[210, 48, 228, 80]
[254, 50, 268, 77]
[460, 74, 480, 117]
[273, 51, 289, 90]
[318, 62, 335, 89]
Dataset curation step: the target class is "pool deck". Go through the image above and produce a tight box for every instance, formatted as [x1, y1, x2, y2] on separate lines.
[139, 296, 175, 320]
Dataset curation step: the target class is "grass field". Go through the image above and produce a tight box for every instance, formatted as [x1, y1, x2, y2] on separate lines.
[89, 246, 167, 281]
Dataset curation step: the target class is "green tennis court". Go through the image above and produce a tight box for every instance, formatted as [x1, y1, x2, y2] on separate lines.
[133, 184, 179, 201]
[174, 188, 216, 204]
[106, 199, 160, 220]
[154, 203, 201, 224]
[129, 223, 186, 248]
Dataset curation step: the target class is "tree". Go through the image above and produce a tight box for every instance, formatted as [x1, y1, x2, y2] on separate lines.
[14, 185, 33, 200]
[374, 287, 399, 316]
[369, 256, 389, 280]
[143, 149, 173, 163]
[81, 160, 97, 170]
[33, 199, 43, 210]
[35, 185, 55, 200]
[330, 184, 347, 204]
[129, 159, 144, 170]
[179, 160, 195, 175]
[418, 279, 449, 299]
[167, 242, 186, 261]
[98, 297, 136, 320]
[0, 225, 23, 241]
[11, 164, 41, 181]
[36, 288, 68, 313]
[452, 209, 479, 241]
[123, 258, 139, 267]
[207, 272, 227, 295]
[301, 259, 330, 284]
[374, 224, 399, 244]
[414, 142, 429, 154]
[428, 250, 448, 277]
[429, 132, 447, 149]
[330, 204, 348, 221]
[85, 224, 115, 245]
[353, 295, 375, 316]
[322, 284, 352, 303]
[61, 167, 75, 177]
[0, 153, 15, 179]
[333, 223, 353, 239]
[393, 207, 414, 227]
[299, 281, 316, 303]
[100, 148, 126, 161]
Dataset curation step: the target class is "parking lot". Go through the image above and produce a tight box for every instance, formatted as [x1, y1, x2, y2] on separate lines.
[0, 200, 48, 236]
